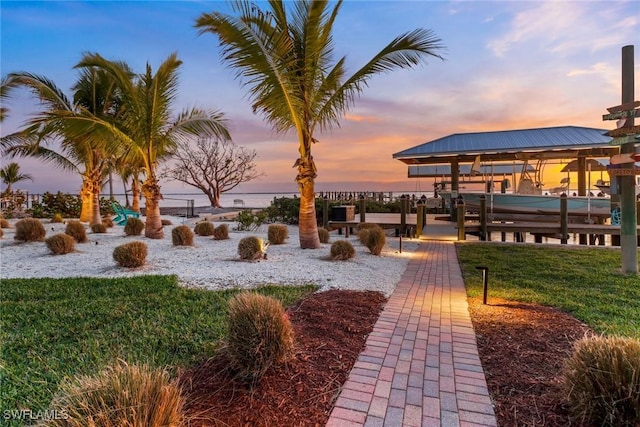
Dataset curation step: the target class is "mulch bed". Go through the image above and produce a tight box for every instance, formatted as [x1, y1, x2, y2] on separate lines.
[178, 290, 593, 426]
[468, 297, 592, 426]
[179, 290, 387, 427]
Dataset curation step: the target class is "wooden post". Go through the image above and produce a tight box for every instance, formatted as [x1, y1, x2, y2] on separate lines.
[456, 196, 466, 241]
[359, 195, 366, 224]
[479, 194, 487, 241]
[577, 157, 588, 245]
[322, 197, 329, 229]
[560, 194, 568, 244]
[416, 204, 424, 237]
[619, 45, 638, 273]
[400, 195, 407, 236]
[450, 157, 460, 221]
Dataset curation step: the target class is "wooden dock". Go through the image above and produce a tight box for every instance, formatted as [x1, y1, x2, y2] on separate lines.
[463, 221, 637, 245]
[328, 213, 417, 237]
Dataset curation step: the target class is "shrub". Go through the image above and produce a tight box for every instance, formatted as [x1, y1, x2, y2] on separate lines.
[357, 223, 380, 244]
[50, 213, 64, 223]
[91, 223, 107, 234]
[0, 217, 9, 228]
[563, 335, 640, 427]
[161, 218, 173, 226]
[366, 226, 386, 255]
[45, 233, 76, 255]
[213, 223, 229, 240]
[226, 292, 294, 382]
[235, 209, 267, 231]
[267, 224, 288, 245]
[113, 241, 148, 268]
[356, 222, 379, 231]
[102, 216, 114, 228]
[65, 220, 88, 243]
[238, 236, 266, 260]
[330, 240, 355, 261]
[194, 220, 215, 236]
[171, 225, 194, 246]
[358, 228, 370, 245]
[44, 361, 183, 427]
[318, 227, 330, 244]
[124, 217, 145, 236]
[14, 218, 46, 242]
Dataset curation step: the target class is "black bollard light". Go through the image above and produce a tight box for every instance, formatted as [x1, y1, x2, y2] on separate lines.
[476, 266, 489, 304]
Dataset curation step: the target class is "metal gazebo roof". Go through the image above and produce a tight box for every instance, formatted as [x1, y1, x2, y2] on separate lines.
[393, 126, 617, 164]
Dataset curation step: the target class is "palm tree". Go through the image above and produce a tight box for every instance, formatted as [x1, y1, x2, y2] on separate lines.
[74, 52, 231, 238]
[1, 68, 123, 224]
[1, 75, 19, 123]
[195, 0, 445, 248]
[0, 162, 33, 194]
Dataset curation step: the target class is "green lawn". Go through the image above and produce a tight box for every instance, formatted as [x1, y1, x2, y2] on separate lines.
[456, 243, 640, 339]
[0, 276, 317, 420]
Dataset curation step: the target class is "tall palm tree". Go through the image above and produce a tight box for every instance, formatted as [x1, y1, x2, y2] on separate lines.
[195, 0, 445, 248]
[1, 75, 19, 123]
[1, 69, 123, 224]
[0, 162, 33, 193]
[74, 52, 231, 238]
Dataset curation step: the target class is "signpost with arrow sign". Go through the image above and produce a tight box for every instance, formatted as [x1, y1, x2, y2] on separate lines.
[602, 45, 637, 274]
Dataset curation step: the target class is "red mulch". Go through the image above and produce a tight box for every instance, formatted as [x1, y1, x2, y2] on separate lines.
[179, 290, 593, 427]
[179, 290, 387, 427]
[468, 297, 592, 427]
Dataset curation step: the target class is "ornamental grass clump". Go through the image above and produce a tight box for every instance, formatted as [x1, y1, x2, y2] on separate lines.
[330, 240, 355, 261]
[213, 223, 229, 240]
[65, 220, 88, 243]
[91, 223, 107, 233]
[44, 361, 184, 427]
[161, 219, 173, 226]
[194, 220, 215, 236]
[238, 236, 266, 260]
[563, 335, 640, 427]
[366, 225, 386, 255]
[113, 241, 148, 268]
[51, 213, 64, 223]
[0, 217, 9, 228]
[124, 217, 145, 236]
[267, 224, 288, 244]
[102, 216, 114, 228]
[172, 225, 194, 246]
[318, 227, 330, 244]
[45, 233, 76, 255]
[226, 292, 294, 383]
[14, 218, 46, 242]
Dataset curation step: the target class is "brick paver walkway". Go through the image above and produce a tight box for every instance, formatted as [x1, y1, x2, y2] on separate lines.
[326, 240, 497, 427]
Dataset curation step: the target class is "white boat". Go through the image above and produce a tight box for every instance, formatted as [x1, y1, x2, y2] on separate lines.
[441, 191, 611, 217]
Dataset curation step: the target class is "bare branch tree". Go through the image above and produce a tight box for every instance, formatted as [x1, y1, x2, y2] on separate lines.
[161, 138, 262, 208]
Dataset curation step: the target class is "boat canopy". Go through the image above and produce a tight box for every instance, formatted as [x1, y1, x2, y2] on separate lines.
[393, 126, 617, 165]
[408, 163, 534, 178]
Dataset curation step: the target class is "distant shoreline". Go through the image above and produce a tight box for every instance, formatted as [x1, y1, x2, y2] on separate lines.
[149, 206, 245, 216]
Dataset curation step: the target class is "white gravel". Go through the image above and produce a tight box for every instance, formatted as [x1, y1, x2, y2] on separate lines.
[0, 217, 420, 297]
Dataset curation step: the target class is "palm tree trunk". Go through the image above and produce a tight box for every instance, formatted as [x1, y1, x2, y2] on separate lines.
[142, 177, 164, 239]
[90, 191, 101, 225]
[79, 181, 92, 222]
[131, 177, 141, 213]
[89, 171, 102, 225]
[297, 156, 321, 249]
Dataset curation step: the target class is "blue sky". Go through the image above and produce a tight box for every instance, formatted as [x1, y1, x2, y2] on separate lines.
[1, 0, 638, 195]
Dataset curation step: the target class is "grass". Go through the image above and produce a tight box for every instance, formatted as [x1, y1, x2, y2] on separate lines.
[456, 243, 640, 339]
[0, 275, 317, 421]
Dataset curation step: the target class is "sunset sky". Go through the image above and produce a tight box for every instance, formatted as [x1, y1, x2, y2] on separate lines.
[1, 0, 638, 196]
